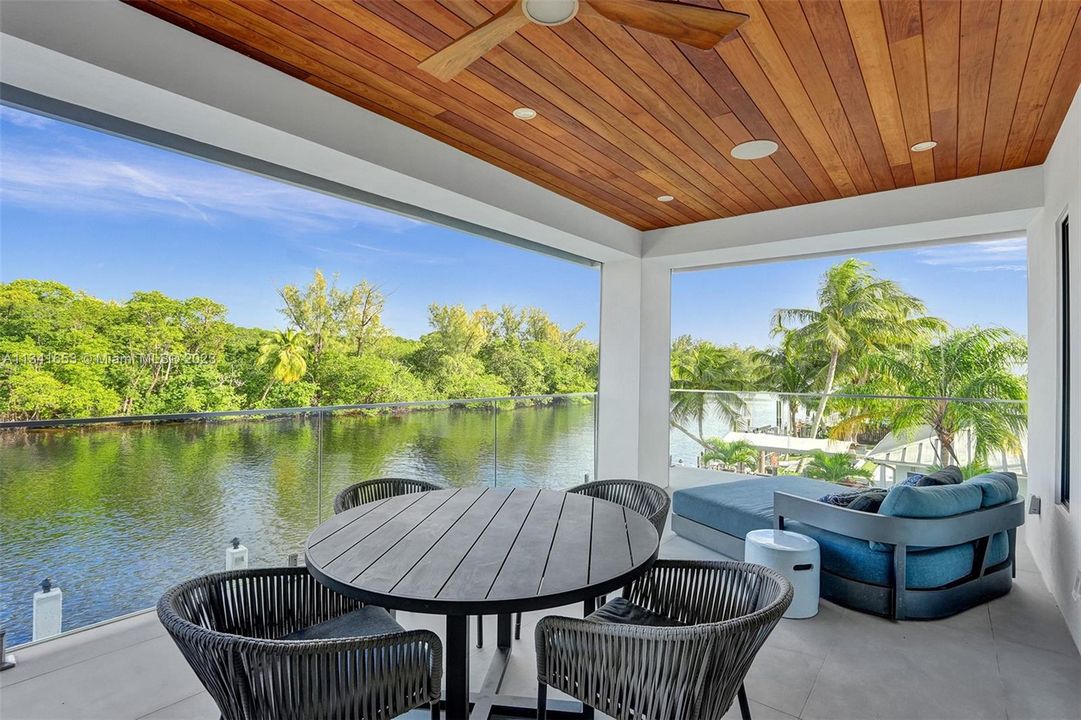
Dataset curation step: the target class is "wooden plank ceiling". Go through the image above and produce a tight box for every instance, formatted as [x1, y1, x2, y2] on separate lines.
[128, 0, 1081, 230]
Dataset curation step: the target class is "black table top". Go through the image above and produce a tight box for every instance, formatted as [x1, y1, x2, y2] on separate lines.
[305, 487, 660, 615]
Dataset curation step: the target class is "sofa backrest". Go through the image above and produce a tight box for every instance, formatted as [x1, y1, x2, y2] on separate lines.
[965, 472, 1019, 508]
[879, 482, 984, 519]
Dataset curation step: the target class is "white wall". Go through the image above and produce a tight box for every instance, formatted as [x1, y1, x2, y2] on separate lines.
[1026, 86, 1081, 652]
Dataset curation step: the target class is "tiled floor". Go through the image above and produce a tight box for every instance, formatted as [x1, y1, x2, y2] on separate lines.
[2, 527, 1079, 720]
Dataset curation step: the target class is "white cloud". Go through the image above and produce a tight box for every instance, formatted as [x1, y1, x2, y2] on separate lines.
[0, 106, 55, 129]
[914, 238, 1027, 273]
[0, 143, 419, 234]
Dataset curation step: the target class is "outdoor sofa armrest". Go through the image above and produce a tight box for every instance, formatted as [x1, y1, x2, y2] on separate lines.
[772, 492, 1025, 548]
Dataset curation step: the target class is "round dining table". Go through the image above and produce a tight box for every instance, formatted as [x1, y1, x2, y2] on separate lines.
[305, 486, 660, 720]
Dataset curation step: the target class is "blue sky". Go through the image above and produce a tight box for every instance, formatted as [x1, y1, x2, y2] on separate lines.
[0, 106, 601, 340]
[1, 105, 1026, 347]
[672, 238, 1028, 348]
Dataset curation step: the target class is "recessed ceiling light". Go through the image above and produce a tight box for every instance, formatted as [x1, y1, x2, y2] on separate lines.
[731, 139, 778, 160]
[657, 195, 674, 202]
[512, 107, 537, 120]
[911, 140, 937, 152]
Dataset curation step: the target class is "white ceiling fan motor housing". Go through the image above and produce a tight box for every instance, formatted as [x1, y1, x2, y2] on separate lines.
[522, 0, 580, 26]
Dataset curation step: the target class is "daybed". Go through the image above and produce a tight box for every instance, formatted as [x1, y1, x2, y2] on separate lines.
[671, 473, 1024, 620]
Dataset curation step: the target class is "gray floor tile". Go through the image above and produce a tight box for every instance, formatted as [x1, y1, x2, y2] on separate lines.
[995, 638, 1081, 720]
[722, 699, 799, 720]
[989, 574, 1080, 658]
[0, 610, 164, 687]
[659, 534, 731, 561]
[801, 613, 1008, 720]
[137, 692, 217, 720]
[742, 644, 824, 717]
[763, 600, 849, 660]
[0, 634, 204, 720]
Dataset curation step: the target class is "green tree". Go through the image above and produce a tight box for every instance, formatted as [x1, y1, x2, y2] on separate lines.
[861, 327, 1027, 464]
[804, 451, 875, 486]
[772, 259, 945, 438]
[702, 438, 759, 472]
[754, 343, 815, 434]
[670, 338, 753, 446]
[257, 329, 309, 403]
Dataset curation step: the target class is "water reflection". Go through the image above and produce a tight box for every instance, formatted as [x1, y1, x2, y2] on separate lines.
[0, 400, 595, 644]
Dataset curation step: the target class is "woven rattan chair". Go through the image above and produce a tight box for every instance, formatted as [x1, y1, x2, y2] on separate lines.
[535, 560, 793, 720]
[159, 567, 442, 720]
[566, 478, 671, 536]
[478, 478, 673, 648]
[333, 477, 443, 515]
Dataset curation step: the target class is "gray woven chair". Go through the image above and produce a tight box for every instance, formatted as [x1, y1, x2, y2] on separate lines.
[566, 478, 671, 536]
[480, 478, 673, 648]
[333, 477, 443, 515]
[535, 560, 793, 720]
[159, 567, 442, 720]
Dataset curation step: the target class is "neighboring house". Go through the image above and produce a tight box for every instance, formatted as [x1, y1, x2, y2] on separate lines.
[866, 426, 1028, 487]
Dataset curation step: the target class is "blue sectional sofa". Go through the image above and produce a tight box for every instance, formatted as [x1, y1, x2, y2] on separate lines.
[672, 474, 1025, 620]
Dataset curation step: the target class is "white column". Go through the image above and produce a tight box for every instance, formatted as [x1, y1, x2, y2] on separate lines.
[596, 259, 642, 480]
[637, 260, 672, 487]
[595, 258, 672, 487]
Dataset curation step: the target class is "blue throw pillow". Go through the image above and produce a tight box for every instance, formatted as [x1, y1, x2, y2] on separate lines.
[900, 473, 924, 486]
[871, 482, 984, 550]
[914, 466, 963, 487]
[966, 472, 1019, 507]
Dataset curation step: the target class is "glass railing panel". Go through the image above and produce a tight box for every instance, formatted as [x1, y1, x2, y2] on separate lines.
[670, 389, 1028, 492]
[318, 400, 498, 517]
[0, 409, 322, 646]
[494, 393, 597, 490]
[0, 393, 598, 646]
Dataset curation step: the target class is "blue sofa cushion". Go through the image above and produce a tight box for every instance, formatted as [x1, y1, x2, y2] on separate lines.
[787, 522, 1009, 589]
[871, 483, 983, 550]
[966, 472, 1019, 507]
[673, 476, 840, 542]
[913, 466, 963, 487]
[879, 482, 983, 518]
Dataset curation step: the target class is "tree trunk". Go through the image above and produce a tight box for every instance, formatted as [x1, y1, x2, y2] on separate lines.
[938, 429, 960, 466]
[671, 420, 708, 448]
[810, 351, 839, 439]
[259, 380, 275, 404]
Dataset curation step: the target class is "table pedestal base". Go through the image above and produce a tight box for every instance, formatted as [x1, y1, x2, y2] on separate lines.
[442, 603, 595, 720]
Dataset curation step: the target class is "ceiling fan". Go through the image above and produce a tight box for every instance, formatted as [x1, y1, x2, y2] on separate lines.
[418, 0, 749, 81]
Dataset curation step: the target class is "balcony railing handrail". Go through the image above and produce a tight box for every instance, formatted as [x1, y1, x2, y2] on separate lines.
[670, 388, 1027, 406]
[0, 392, 598, 430]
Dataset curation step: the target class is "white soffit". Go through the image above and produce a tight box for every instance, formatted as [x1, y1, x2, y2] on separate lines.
[644, 167, 1044, 269]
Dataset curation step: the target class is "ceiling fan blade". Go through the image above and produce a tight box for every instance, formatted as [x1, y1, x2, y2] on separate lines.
[419, 0, 529, 81]
[582, 0, 748, 49]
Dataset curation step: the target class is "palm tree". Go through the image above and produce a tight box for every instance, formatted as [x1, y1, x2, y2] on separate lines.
[754, 343, 816, 435]
[772, 259, 945, 438]
[862, 327, 1027, 465]
[804, 451, 875, 486]
[670, 340, 753, 447]
[257, 329, 309, 402]
[702, 438, 759, 472]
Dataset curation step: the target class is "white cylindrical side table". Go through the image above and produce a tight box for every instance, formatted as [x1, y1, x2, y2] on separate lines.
[745, 529, 820, 619]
